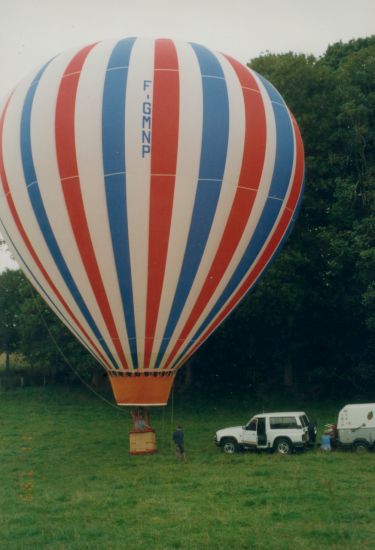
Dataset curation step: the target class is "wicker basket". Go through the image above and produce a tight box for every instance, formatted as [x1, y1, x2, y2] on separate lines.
[129, 430, 157, 455]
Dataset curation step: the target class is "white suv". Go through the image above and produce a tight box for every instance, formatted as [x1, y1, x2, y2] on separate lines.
[215, 411, 313, 454]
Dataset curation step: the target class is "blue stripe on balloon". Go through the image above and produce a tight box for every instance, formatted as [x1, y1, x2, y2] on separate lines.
[20, 61, 120, 370]
[255, 74, 284, 104]
[154, 43, 229, 368]
[102, 37, 138, 369]
[171, 77, 295, 368]
[0, 216, 105, 367]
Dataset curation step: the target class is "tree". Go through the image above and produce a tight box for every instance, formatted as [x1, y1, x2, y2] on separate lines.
[191, 37, 375, 398]
[17, 283, 101, 384]
[0, 269, 101, 383]
[244, 38, 375, 396]
[0, 270, 27, 372]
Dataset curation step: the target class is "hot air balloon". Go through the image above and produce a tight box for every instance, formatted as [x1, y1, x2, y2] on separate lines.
[0, 38, 304, 408]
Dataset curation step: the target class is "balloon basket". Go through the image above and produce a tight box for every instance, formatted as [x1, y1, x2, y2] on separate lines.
[129, 430, 157, 455]
[129, 408, 157, 455]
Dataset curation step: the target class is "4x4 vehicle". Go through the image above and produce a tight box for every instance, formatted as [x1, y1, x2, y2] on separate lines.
[215, 411, 315, 454]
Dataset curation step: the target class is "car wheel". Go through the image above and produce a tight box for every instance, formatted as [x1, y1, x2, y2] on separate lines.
[222, 439, 238, 454]
[353, 441, 369, 453]
[274, 438, 292, 455]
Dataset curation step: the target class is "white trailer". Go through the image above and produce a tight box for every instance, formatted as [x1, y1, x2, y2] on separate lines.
[337, 403, 375, 451]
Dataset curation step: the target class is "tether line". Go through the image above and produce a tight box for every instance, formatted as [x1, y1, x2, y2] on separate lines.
[28, 284, 126, 413]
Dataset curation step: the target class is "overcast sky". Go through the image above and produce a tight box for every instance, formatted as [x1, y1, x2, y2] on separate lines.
[0, 0, 374, 271]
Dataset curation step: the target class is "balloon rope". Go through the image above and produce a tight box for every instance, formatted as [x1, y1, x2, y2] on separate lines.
[28, 285, 126, 413]
[161, 404, 165, 449]
[171, 385, 174, 428]
[170, 385, 175, 452]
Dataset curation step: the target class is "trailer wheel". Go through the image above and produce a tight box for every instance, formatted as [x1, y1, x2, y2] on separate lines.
[353, 440, 369, 453]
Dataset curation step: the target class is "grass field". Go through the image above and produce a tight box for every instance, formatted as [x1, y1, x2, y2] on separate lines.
[0, 386, 374, 549]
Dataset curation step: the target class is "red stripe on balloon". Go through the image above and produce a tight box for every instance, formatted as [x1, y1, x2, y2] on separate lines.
[174, 113, 305, 370]
[55, 45, 130, 370]
[0, 96, 113, 372]
[144, 39, 179, 368]
[162, 61, 266, 370]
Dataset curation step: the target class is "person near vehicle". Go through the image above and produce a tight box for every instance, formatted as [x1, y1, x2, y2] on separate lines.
[172, 425, 186, 461]
[308, 419, 318, 443]
[321, 432, 332, 451]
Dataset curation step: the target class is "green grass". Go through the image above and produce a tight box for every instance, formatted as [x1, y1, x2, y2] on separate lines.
[1, 387, 374, 549]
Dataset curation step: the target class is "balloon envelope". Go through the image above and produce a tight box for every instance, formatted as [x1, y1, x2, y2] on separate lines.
[0, 38, 304, 405]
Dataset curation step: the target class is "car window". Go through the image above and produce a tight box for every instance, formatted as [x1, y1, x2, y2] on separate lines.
[269, 416, 298, 429]
[247, 419, 257, 431]
[299, 415, 306, 427]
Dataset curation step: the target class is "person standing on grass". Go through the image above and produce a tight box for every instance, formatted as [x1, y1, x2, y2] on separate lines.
[173, 425, 186, 462]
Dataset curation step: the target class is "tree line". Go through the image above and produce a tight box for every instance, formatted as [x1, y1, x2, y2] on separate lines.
[1, 36, 374, 399]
